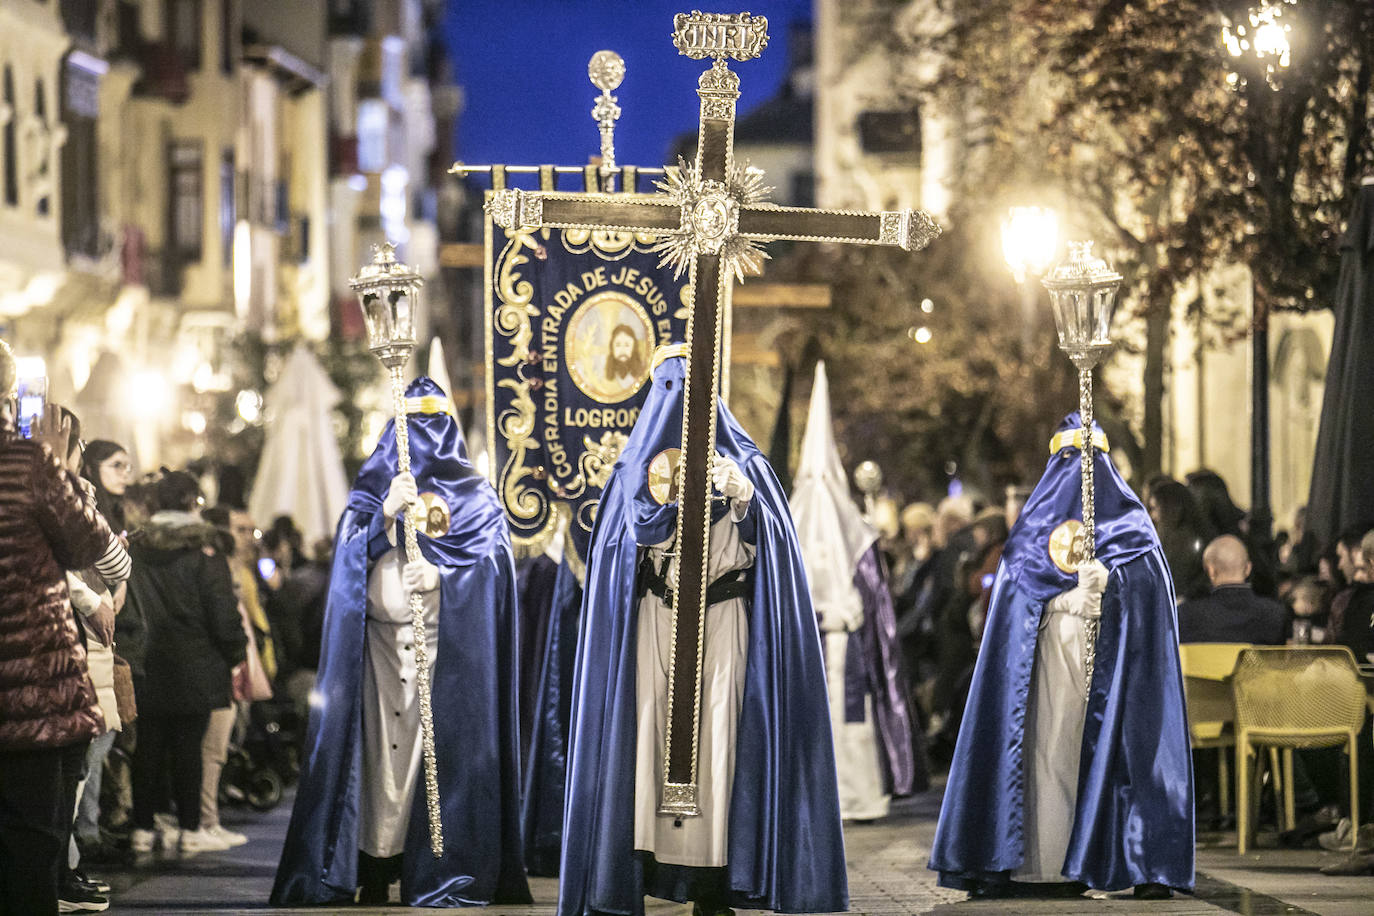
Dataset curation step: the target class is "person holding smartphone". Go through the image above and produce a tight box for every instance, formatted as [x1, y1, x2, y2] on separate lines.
[0, 340, 123, 916]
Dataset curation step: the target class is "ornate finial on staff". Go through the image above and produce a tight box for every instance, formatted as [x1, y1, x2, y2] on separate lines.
[348, 244, 445, 858]
[854, 460, 884, 521]
[671, 10, 769, 62]
[1042, 240, 1123, 690]
[588, 50, 624, 191]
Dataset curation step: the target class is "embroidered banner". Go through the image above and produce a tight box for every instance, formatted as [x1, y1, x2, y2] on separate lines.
[486, 190, 689, 571]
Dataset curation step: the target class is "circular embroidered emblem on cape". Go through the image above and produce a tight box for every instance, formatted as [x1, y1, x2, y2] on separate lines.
[1048, 519, 1087, 574]
[411, 492, 451, 538]
[647, 448, 682, 505]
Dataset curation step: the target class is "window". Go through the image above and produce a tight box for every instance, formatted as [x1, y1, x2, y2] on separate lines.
[168, 139, 204, 259]
[220, 0, 234, 74]
[857, 107, 923, 159]
[34, 79, 50, 217]
[167, 0, 202, 70]
[62, 58, 102, 257]
[3, 66, 17, 207]
[356, 98, 387, 173]
[219, 149, 234, 264]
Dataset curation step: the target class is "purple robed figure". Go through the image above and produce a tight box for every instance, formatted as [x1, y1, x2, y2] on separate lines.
[929, 414, 1193, 896]
[790, 361, 922, 820]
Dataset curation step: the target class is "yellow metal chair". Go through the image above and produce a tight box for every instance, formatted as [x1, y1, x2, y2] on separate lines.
[1179, 643, 1251, 818]
[1232, 646, 1367, 855]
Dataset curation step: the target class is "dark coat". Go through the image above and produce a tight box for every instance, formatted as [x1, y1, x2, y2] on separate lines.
[1336, 582, 1374, 661]
[0, 427, 113, 750]
[1177, 584, 1287, 645]
[125, 513, 246, 714]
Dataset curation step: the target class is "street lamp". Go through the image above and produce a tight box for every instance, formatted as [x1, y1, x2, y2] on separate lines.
[348, 243, 444, 859]
[1042, 241, 1122, 686]
[1222, 2, 1292, 539]
[1001, 206, 1059, 284]
[1002, 206, 1059, 352]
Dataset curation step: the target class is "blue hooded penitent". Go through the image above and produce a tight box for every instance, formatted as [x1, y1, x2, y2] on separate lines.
[521, 554, 583, 876]
[929, 413, 1194, 892]
[558, 354, 847, 916]
[271, 377, 530, 907]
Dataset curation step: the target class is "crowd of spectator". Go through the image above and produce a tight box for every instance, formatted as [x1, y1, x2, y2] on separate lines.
[0, 341, 328, 915]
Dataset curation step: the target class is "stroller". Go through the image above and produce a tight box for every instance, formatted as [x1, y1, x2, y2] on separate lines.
[219, 698, 301, 812]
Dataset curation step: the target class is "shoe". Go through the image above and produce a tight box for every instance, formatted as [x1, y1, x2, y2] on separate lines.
[129, 828, 156, 853]
[1318, 817, 1352, 851]
[205, 823, 248, 848]
[177, 828, 232, 856]
[358, 882, 390, 904]
[1319, 852, 1374, 876]
[1282, 803, 1342, 847]
[1356, 824, 1374, 854]
[1134, 883, 1173, 899]
[58, 880, 110, 912]
[157, 822, 179, 851]
[690, 905, 734, 916]
[70, 869, 111, 893]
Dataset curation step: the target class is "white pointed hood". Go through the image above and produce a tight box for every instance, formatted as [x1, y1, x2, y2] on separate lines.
[790, 361, 878, 617]
[427, 336, 455, 400]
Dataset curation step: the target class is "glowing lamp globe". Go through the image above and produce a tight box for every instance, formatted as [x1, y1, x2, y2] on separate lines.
[1041, 241, 1123, 370]
[349, 243, 424, 369]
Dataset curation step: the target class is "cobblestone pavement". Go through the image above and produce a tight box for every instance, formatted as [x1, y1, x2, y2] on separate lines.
[96, 789, 1372, 915]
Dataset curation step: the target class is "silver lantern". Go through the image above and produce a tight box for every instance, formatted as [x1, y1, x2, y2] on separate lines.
[1042, 241, 1123, 372]
[350, 243, 423, 369]
[1041, 241, 1122, 691]
[348, 244, 443, 858]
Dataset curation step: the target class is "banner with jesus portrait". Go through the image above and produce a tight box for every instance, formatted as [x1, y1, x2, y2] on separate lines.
[486, 197, 690, 572]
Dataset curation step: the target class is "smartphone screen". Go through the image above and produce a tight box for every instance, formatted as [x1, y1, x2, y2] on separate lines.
[257, 557, 277, 579]
[15, 375, 46, 440]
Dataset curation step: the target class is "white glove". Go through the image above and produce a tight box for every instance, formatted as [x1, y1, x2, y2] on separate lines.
[1049, 558, 1108, 619]
[818, 601, 864, 634]
[402, 558, 440, 594]
[1077, 558, 1108, 596]
[711, 454, 753, 503]
[383, 472, 417, 521]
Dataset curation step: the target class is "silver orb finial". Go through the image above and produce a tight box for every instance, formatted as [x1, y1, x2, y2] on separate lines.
[589, 50, 625, 91]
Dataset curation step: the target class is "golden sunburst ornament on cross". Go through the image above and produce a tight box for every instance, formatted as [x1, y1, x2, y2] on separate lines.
[652, 158, 773, 282]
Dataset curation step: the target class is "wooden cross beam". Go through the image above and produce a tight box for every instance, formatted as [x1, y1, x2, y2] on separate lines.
[487, 10, 940, 819]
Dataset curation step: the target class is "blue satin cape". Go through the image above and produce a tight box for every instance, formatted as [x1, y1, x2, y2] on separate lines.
[522, 557, 584, 876]
[557, 355, 847, 916]
[271, 377, 531, 907]
[928, 413, 1194, 892]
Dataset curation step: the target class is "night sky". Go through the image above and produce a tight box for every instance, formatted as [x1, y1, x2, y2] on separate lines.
[440, 0, 813, 172]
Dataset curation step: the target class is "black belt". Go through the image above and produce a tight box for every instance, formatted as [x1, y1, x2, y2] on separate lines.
[639, 552, 752, 607]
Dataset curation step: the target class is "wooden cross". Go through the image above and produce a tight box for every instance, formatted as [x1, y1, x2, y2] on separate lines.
[486, 10, 940, 818]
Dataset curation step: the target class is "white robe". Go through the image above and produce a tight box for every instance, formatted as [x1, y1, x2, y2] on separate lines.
[359, 544, 440, 859]
[819, 582, 889, 820]
[1016, 588, 1094, 882]
[633, 503, 752, 867]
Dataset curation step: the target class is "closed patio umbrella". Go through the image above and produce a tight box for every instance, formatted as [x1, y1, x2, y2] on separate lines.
[249, 344, 349, 543]
[1307, 179, 1374, 548]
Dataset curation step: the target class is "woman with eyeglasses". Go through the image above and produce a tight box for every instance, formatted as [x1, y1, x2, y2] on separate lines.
[82, 442, 133, 537]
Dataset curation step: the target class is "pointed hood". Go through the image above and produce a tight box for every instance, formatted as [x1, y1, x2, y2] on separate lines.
[350, 376, 504, 566]
[790, 361, 878, 606]
[427, 336, 455, 403]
